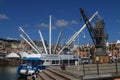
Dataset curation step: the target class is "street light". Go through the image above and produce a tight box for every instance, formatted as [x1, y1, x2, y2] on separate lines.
[77, 32, 86, 71]
[116, 40, 120, 58]
[82, 32, 86, 39]
[67, 35, 75, 68]
[77, 31, 86, 47]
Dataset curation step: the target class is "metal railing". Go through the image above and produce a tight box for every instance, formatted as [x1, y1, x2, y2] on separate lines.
[82, 62, 120, 76]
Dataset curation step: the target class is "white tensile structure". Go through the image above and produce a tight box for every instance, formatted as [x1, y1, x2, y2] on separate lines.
[19, 11, 98, 65]
[18, 52, 29, 58]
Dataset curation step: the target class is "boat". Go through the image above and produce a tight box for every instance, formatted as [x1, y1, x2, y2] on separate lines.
[17, 57, 47, 78]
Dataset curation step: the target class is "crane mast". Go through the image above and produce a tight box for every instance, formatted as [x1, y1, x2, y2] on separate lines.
[80, 8, 108, 61]
[80, 8, 96, 45]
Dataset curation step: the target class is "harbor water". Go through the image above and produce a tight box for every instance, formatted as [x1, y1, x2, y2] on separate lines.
[0, 66, 18, 80]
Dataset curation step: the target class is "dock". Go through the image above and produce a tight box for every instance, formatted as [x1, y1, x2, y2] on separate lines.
[27, 62, 120, 80]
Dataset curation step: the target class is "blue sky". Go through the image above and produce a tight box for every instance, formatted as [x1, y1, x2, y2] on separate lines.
[0, 0, 120, 45]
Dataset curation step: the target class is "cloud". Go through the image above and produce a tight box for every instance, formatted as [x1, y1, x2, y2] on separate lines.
[37, 23, 56, 30]
[36, 19, 79, 29]
[55, 19, 68, 27]
[6, 37, 17, 40]
[55, 19, 78, 27]
[71, 20, 78, 25]
[0, 14, 8, 20]
[37, 23, 49, 28]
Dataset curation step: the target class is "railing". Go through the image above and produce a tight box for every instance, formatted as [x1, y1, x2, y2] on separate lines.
[82, 62, 120, 76]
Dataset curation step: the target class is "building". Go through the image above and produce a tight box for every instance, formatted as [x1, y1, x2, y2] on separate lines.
[74, 40, 120, 63]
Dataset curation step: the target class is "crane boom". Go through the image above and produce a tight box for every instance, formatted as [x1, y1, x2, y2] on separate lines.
[80, 8, 96, 45]
[80, 8, 108, 56]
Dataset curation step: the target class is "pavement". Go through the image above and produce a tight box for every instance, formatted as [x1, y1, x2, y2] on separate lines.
[28, 63, 120, 80]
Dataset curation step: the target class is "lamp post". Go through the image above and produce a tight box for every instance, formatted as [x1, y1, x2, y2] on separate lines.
[77, 31, 86, 47]
[67, 49, 70, 68]
[116, 40, 120, 60]
[77, 32, 86, 71]
[67, 35, 75, 68]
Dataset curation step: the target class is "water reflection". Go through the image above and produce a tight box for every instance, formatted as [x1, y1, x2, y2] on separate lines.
[0, 66, 17, 80]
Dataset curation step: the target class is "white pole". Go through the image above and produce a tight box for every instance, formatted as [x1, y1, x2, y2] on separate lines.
[54, 29, 63, 54]
[20, 34, 40, 54]
[49, 15, 52, 54]
[78, 54, 80, 71]
[39, 30, 48, 54]
[19, 27, 42, 54]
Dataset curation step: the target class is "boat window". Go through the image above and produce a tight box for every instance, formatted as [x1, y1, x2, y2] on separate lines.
[52, 60, 55, 64]
[40, 60, 44, 64]
[56, 60, 59, 64]
[33, 60, 38, 67]
[51, 60, 59, 64]
[46, 60, 49, 62]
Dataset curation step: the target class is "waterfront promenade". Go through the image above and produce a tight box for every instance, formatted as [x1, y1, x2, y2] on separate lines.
[28, 62, 120, 80]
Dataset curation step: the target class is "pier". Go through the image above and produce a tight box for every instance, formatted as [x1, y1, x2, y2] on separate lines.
[27, 62, 120, 80]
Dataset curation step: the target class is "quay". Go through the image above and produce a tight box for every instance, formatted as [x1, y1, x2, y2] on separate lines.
[27, 62, 120, 80]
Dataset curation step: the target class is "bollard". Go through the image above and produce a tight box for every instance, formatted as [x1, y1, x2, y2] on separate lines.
[61, 64, 66, 70]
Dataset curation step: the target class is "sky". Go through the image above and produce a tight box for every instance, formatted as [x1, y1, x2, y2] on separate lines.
[0, 0, 120, 45]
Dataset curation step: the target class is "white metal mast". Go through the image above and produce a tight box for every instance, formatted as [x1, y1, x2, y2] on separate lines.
[53, 29, 63, 54]
[58, 11, 98, 54]
[19, 27, 42, 54]
[39, 30, 48, 54]
[20, 34, 40, 54]
[49, 15, 52, 54]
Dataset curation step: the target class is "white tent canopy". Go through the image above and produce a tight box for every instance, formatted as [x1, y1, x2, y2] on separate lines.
[6, 52, 20, 58]
[19, 52, 29, 58]
[106, 42, 109, 47]
[116, 40, 120, 45]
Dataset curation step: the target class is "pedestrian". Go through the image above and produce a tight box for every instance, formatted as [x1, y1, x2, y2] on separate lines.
[113, 55, 117, 62]
[108, 53, 112, 62]
[36, 71, 39, 78]
[61, 63, 66, 70]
